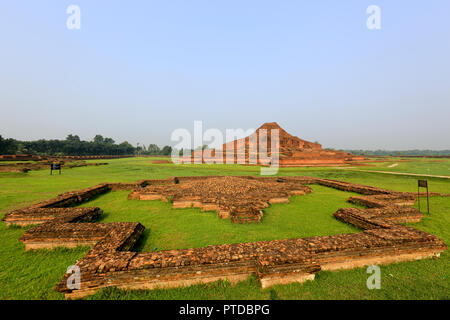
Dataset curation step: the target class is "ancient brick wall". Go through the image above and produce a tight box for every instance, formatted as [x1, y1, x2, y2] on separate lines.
[129, 176, 313, 223]
[2, 176, 447, 299]
[180, 123, 365, 166]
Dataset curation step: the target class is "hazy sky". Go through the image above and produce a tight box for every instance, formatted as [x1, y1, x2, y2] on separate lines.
[1, 1, 449, 150]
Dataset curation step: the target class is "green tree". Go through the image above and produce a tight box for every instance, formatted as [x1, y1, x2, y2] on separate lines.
[147, 144, 160, 155]
[93, 135, 104, 144]
[64, 134, 82, 155]
[161, 146, 172, 155]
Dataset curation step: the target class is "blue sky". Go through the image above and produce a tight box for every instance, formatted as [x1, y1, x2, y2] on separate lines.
[0, 1, 449, 149]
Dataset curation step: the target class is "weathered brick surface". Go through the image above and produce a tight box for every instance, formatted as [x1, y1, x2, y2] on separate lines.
[19, 184, 111, 210]
[181, 122, 366, 166]
[348, 194, 416, 208]
[316, 179, 395, 195]
[334, 207, 423, 229]
[2, 176, 447, 298]
[2, 207, 100, 226]
[130, 176, 313, 223]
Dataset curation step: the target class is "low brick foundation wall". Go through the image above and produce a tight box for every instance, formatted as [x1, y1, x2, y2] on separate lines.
[2, 176, 447, 299]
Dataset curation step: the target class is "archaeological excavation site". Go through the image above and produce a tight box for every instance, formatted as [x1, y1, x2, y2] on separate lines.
[3, 175, 447, 299]
[183, 122, 366, 166]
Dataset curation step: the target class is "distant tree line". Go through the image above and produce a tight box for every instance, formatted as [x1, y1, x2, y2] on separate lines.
[135, 143, 172, 156]
[343, 149, 450, 156]
[0, 134, 173, 156]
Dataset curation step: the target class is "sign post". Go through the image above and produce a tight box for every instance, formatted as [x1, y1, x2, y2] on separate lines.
[417, 179, 430, 215]
[50, 163, 62, 175]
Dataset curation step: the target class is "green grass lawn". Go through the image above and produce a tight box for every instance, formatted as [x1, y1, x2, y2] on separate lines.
[0, 157, 449, 300]
[350, 157, 450, 177]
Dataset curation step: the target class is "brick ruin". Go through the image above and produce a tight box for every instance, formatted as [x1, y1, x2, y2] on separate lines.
[0, 154, 137, 172]
[0, 154, 133, 161]
[2, 176, 447, 299]
[182, 122, 365, 166]
[128, 176, 313, 223]
[0, 159, 108, 173]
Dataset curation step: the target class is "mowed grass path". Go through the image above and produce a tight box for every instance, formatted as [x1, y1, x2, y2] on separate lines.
[0, 157, 449, 299]
[351, 157, 450, 177]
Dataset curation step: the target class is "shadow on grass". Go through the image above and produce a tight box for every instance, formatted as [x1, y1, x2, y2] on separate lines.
[133, 229, 152, 252]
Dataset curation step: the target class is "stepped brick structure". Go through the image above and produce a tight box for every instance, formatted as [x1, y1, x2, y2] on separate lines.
[182, 122, 365, 166]
[2, 176, 447, 299]
[129, 176, 313, 223]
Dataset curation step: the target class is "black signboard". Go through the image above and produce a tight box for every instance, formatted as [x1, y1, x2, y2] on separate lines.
[418, 180, 428, 188]
[417, 180, 429, 215]
[50, 163, 62, 175]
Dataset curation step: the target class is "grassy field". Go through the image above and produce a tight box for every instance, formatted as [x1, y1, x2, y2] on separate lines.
[0, 157, 449, 300]
[348, 157, 450, 177]
[78, 185, 361, 252]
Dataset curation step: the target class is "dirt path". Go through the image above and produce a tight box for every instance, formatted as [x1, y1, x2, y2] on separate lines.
[388, 163, 398, 168]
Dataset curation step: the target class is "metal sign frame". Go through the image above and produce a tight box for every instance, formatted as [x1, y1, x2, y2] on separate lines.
[417, 179, 430, 215]
[50, 163, 62, 175]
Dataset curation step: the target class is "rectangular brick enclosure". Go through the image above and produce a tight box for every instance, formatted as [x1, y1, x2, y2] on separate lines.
[2, 176, 447, 299]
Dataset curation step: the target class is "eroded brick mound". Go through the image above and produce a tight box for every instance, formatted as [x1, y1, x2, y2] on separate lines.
[1, 177, 447, 299]
[182, 122, 365, 166]
[129, 176, 313, 223]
